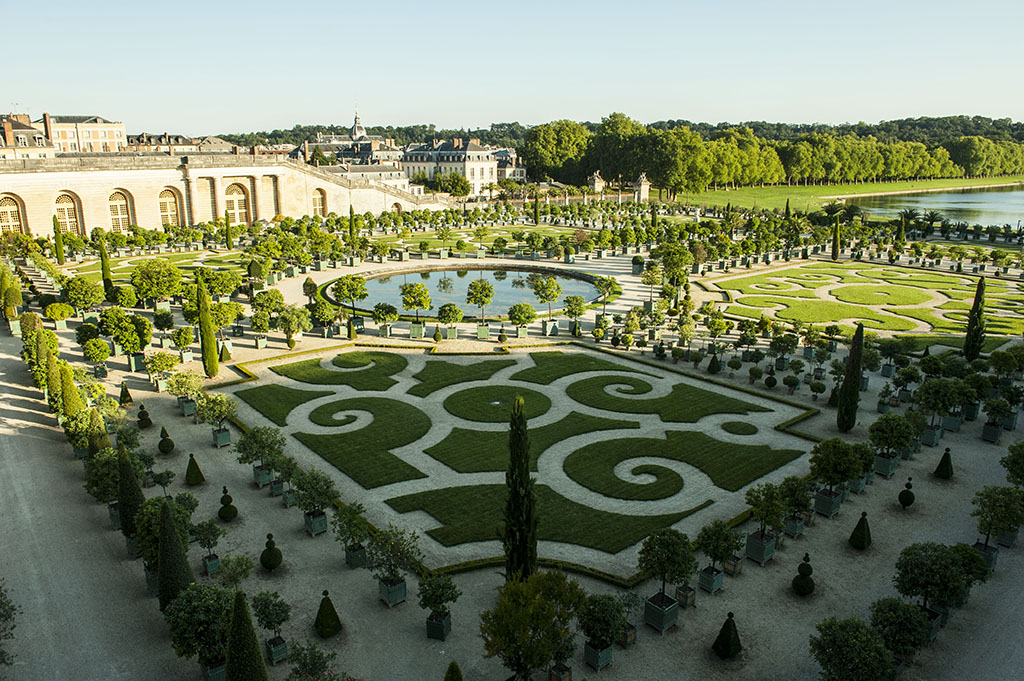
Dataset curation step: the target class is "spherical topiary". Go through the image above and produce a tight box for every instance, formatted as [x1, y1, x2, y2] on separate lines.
[260, 533, 283, 571]
[933, 447, 953, 480]
[314, 589, 341, 638]
[137, 403, 152, 429]
[764, 375, 777, 389]
[158, 426, 175, 454]
[185, 453, 205, 486]
[792, 553, 815, 596]
[848, 512, 872, 550]
[898, 477, 915, 509]
[498, 324, 508, 343]
[218, 486, 238, 522]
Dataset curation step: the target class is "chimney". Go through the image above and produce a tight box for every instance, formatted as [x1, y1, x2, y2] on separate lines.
[43, 113, 53, 141]
[303, 140, 309, 161]
[2, 119, 13, 146]
[452, 138, 462, 149]
[469, 138, 480, 146]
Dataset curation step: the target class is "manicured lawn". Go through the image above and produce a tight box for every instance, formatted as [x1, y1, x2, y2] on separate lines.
[234, 385, 333, 426]
[270, 351, 408, 389]
[895, 334, 1012, 353]
[722, 421, 759, 435]
[385, 484, 712, 553]
[425, 411, 639, 473]
[832, 285, 932, 306]
[294, 397, 430, 488]
[566, 375, 769, 422]
[407, 358, 517, 397]
[509, 351, 650, 384]
[732, 296, 918, 331]
[564, 431, 802, 499]
[443, 385, 551, 422]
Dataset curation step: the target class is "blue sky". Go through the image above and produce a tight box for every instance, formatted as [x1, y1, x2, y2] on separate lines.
[7, 0, 1023, 135]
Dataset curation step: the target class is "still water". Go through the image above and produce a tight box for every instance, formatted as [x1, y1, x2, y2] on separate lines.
[849, 185, 1024, 227]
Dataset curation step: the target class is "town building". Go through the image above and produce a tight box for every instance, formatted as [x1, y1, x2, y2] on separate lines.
[32, 114, 127, 153]
[1, 115, 56, 160]
[402, 138, 498, 196]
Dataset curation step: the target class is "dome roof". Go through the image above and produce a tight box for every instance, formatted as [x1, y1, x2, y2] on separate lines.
[350, 113, 366, 140]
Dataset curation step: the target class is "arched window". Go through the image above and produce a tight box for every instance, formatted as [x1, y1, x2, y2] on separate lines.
[159, 189, 180, 227]
[109, 191, 131, 232]
[55, 193, 81, 235]
[0, 196, 24, 234]
[312, 189, 326, 218]
[225, 183, 249, 226]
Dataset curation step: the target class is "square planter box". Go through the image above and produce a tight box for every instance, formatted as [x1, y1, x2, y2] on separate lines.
[54, 319, 67, 330]
[269, 479, 284, 497]
[973, 542, 999, 570]
[643, 594, 678, 634]
[921, 425, 942, 447]
[982, 422, 1003, 443]
[1003, 411, 1019, 431]
[304, 511, 328, 537]
[426, 612, 452, 641]
[253, 465, 273, 488]
[156, 337, 173, 349]
[996, 528, 1018, 548]
[543, 320, 559, 336]
[445, 326, 458, 340]
[212, 427, 231, 448]
[379, 324, 392, 338]
[282, 490, 296, 508]
[583, 642, 613, 672]
[179, 349, 193, 364]
[93, 364, 108, 378]
[616, 623, 637, 648]
[775, 357, 788, 371]
[265, 637, 288, 665]
[860, 374, 869, 391]
[477, 324, 491, 340]
[127, 353, 146, 372]
[232, 325, 245, 338]
[847, 475, 867, 494]
[874, 454, 899, 479]
[154, 300, 171, 312]
[203, 554, 221, 576]
[723, 555, 743, 576]
[345, 545, 367, 568]
[941, 414, 962, 433]
[698, 566, 724, 594]
[379, 578, 407, 607]
[82, 310, 99, 323]
[181, 398, 197, 417]
[784, 514, 805, 538]
[745, 531, 776, 566]
[881, 364, 895, 377]
[201, 663, 226, 681]
[514, 326, 528, 339]
[108, 501, 120, 530]
[255, 336, 268, 349]
[814, 488, 842, 518]
[409, 323, 425, 339]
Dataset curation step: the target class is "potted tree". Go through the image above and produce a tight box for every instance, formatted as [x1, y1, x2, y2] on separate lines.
[153, 310, 175, 348]
[809, 438, 861, 518]
[330, 501, 371, 568]
[616, 592, 643, 648]
[400, 282, 431, 338]
[915, 378, 955, 445]
[970, 485, 1024, 569]
[269, 454, 299, 506]
[983, 399, 1012, 444]
[417, 571, 462, 641]
[366, 524, 424, 608]
[196, 392, 237, 448]
[251, 591, 291, 665]
[164, 582, 233, 681]
[744, 481, 784, 565]
[696, 520, 744, 594]
[894, 542, 967, 639]
[144, 351, 180, 393]
[579, 594, 626, 672]
[437, 302, 463, 340]
[166, 369, 203, 417]
[466, 278, 495, 339]
[869, 413, 914, 479]
[45, 302, 74, 331]
[869, 597, 930, 675]
[193, 518, 226, 576]
[637, 528, 696, 634]
[291, 467, 338, 537]
[809, 616, 893, 681]
[250, 310, 270, 349]
[82, 337, 111, 378]
[372, 302, 399, 338]
[235, 425, 285, 488]
[779, 476, 812, 537]
[507, 302, 537, 339]
[172, 326, 194, 363]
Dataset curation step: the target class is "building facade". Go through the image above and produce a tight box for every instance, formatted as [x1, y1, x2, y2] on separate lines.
[1, 115, 56, 160]
[402, 138, 498, 196]
[33, 114, 127, 153]
[0, 155, 448, 236]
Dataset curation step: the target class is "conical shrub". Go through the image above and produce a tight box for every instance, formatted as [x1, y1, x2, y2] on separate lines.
[260, 533, 282, 571]
[432, 325, 442, 343]
[711, 612, 742, 659]
[119, 381, 133, 406]
[848, 512, 872, 550]
[224, 590, 268, 681]
[219, 343, 232, 362]
[443, 661, 464, 681]
[185, 453, 205, 485]
[314, 589, 341, 638]
[87, 409, 110, 454]
[792, 553, 815, 596]
[933, 448, 953, 480]
[118, 445, 145, 541]
[157, 499, 195, 611]
[219, 486, 238, 522]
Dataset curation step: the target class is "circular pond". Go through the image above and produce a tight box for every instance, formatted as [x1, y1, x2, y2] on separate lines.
[327, 267, 599, 318]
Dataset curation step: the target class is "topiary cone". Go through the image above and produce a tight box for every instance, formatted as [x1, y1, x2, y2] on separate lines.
[443, 661, 464, 681]
[314, 589, 342, 638]
[898, 478, 915, 509]
[219, 486, 238, 522]
[260, 533, 282, 571]
[224, 590, 269, 681]
[219, 343, 232, 362]
[848, 512, 872, 550]
[185, 453, 205, 485]
[792, 553, 815, 596]
[933, 448, 953, 480]
[119, 381, 133, 406]
[711, 612, 742, 660]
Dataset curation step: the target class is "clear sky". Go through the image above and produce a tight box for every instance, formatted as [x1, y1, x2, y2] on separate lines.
[7, 0, 1023, 135]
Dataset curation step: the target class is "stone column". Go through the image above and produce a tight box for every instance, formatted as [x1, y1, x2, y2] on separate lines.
[211, 176, 222, 219]
[249, 176, 260, 222]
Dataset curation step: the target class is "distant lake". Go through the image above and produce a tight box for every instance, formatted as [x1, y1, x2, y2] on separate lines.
[848, 185, 1024, 227]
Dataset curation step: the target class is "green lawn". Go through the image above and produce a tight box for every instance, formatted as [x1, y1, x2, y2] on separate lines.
[293, 397, 430, 488]
[509, 351, 650, 385]
[564, 431, 802, 498]
[234, 385, 333, 426]
[425, 411, 639, 473]
[832, 285, 933, 306]
[408, 358, 517, 398]
[270, 351, 408, 389]
[731, 296, 919, 331]
[385, 484, 712, 553]
[895, 334, 1012, 353]
[722, 421, 759, 435]
[443, 385, 551, 422]
[565, 375, 769, 422]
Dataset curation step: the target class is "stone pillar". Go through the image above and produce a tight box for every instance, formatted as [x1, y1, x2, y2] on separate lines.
[249, 176, 260, 222]
[211, 176, 222, 219]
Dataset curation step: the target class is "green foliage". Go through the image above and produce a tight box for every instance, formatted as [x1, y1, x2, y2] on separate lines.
[894, 542, 967, 609]
[638, 528, 696, 596]
[579, 593, 626, 649]
[416, 572, 462, 617]
[185, 453, 206, 486]
[465, 278, 495, 322]
[286, 640, 337, 678]
[131, 257, 183, 301]
[399, 282, 431, 321]
[260, 534, 283, 571]
[868, 413, 915, 457]
[219, 487, 239, 522]
[442, 661, 464, 681]
[503, 395, 537, 583]
[869, 597, 930, 662]
[197, 275, 219, 378]
[224, 591, 268, 681]
[933, 447, 954, 479]
[165, 583, 233, 667]
[366, 524, 423, 584]
[745, 481, 784, 535]
[848, 512, 872, 550]
[215, 555, 254, 592]
[197, 392, 237, 429]
[330, 502, 370, 550]
[274, 303, 312, 345]
[235, 385, 332, 426]
[158, 500, 196, 612]
[1001, 440, 1024, 487]
[291, 467, 339, 515]
[235, 425, 286, 468]
[506, 302, 537, 328]
[809, 616, 893, 681]
[836, 323, 863, 432]
[809, 438, 861, 491]
[712, 612, 742, 660]
[971, 485, 1024, 546]
[792, 553, 815, 596]
[963, 277, 986, 361]
[84, 446, 142, 503]
[194, 518, 225, 557]
[117, 446, 146, 539]
[696, 519, 744, 571]
[314, 590, 342, 639]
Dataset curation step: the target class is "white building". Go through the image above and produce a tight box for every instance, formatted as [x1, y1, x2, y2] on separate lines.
[402, 138, 498, 196]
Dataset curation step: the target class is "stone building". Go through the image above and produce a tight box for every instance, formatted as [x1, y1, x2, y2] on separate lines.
[1, 115, 56, 160]
[32, 114, 127, 153]
[0, 154, 447, 236]
[402, 138, 498, 196]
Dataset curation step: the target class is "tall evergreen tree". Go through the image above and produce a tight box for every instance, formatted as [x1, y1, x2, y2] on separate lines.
[197, 272, 219, 378]
[348, 205, 356, 256]
[53, 216, 65, 265]
[963, 277, 986, 361]
[87, 409, 110, 454]
[502, 395, 537, 582]
[45, 350, 62, 414]
[118, 444, 146, 541]
[224, 210, 234, 250]
[224, 590, 269, 681]
[60, 361, 84, 418]
[831, 216, 840, 262]
[533, 195, 541, 225]
[784, 199, 791, 219]
[99, 241, 113, 294]
[158, 499, 195, 611]
[836, 323, 864, 432]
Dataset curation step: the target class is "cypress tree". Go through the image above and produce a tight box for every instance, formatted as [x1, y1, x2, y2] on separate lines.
[502, 395, 537, 582]
[197, 273, 219, 378]
[224, 210, 234, 250]
[831, 216, 840, 262]
[348, 205, 357, 256]
[185, 453, 206, 485]
[87, 409, 110, 454]
[784, 199, 791, 220]
[225, 590, 268, 681]
[118, 444, 145, 540]
[712, 612, 742, 659]
[896, 218, 906, 246]
[933, 447, 953, 480]
[443, 661, 464, 681]
[314, 589, 342, 638]
[158, 499, 195, 611]
[53, 216, 65, 265]
[848, 512, 872, 550]
[99, 241, 113, 294]
[60, 361, 84, 418]
[836, 323, 863, 432]
[533, 195, 540, 225]
[963, 277, 986, 362]
[45, 350, 62, 414]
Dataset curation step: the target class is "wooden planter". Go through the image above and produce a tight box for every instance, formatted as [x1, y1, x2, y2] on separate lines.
[644, 593, 679, 634]
[264, 637, 288, 665]
[107, 501, 120, 530]
[784, 514, 804, 538]
[941, 414, 962, 433]
[203, 554, 221, 576]
[921, 425, 942, 447]
[814, 488, 842, 519]
[252, 465, 273, 488]
[996, 528, 1018, 548]
[847, 475, 867, 494]
[304, 510, 328, 537]
[973, 542, 999, 570]
[583, 642, 613, 672]
[181, 398, 196, 417]
[698, 566, 724, 593]
[426, 612, 451, 641]
[476, 324, 491, 339]
[674, 584, 696, 610]
[212, 428, 231, 448]
[269, 479, 284, 497]
[874, 453, 899, 479]
[745, 531, 776, 566]
[982, 422, 1003, 444]
[201, 662, 226, 681]
[409, 323, 425, 339]
[345, 545, 367, 568]
[616, 623, 637, 648]
[379, 578, 407, 607]
[723, 554, 743, 576]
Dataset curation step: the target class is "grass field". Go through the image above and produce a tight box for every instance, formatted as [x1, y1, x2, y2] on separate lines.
[442, 385, 551, 422]
[722, 421, 759, 435]
[408, 358, 517, 397]
[235, 385, 333, 426]
[509, 351, 650, 384]
[385, 484, 713, 552]
[667, 176, 1024, 212]
[270, 351, 408, 389]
